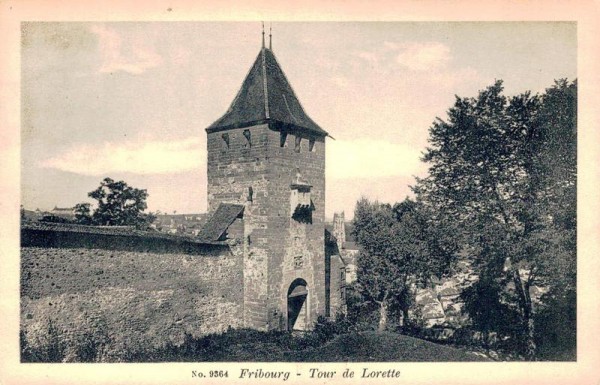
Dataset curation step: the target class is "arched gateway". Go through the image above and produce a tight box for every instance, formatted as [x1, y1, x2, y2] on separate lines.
[287, 278, 308, 331]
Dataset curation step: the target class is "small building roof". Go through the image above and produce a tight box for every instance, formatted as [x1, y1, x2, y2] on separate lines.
[197, 203, 245, 242]
[51, 206, 74, 212]
[206, 47, 328, 137]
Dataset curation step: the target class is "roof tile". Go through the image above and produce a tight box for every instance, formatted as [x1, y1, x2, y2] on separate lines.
[197, 203, 245, 242]
[206, 48, 328, 137]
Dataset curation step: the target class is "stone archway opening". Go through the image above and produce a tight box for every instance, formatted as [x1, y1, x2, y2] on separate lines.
[287, 278, 308, 331]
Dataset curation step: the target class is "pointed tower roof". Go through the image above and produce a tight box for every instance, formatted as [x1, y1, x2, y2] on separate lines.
[206, 47, 328, 137]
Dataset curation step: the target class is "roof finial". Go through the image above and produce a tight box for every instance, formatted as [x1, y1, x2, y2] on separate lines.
[261, 21, 265, 48]
[269, 23, 272, 50]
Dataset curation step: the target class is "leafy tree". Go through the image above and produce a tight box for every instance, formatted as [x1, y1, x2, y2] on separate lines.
[529, 79, 577, 359]
[74, 203, 92, 225]
[75, 178, 155, 228]
[414, 80, 576, 358]
[351, 197, 459, 331]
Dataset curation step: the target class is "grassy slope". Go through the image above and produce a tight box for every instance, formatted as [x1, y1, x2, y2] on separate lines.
[173, 331, 490, 362]
[287, 332, 489, 362]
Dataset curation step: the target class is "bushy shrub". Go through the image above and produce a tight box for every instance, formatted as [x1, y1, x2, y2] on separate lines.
[39, 215, 72, 224]
[344, 285, 380, 331]
[294, 314, 353, 350]
[534, 287, 576, 361]
[21, 319, 66, 362]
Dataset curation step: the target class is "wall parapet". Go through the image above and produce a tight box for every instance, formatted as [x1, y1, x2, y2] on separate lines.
[21, 221, 228, 255]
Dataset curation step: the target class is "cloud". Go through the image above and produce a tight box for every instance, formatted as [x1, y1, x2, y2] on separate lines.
[40, 137, 204, 175]
[383, 41, 400, 51]
[429, 66, 482, 92]
[326, 139, 426, 180]
[330, 75, 350, 88]
[355, 51, 379, 65]
[395, 42, 451, 72]
[171, 46, 192, 67]
[91, 25, 163, 75]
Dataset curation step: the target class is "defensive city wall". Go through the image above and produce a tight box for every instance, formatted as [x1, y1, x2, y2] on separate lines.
[20, 222, 244, 361]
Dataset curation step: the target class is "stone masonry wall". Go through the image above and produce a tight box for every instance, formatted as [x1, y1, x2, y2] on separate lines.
[207, 124, 271, 329]
[20, 235, 243, 361]
[266, 127, 326, 330]
[328, 254, 346, 317]
[206, 123, 329, 331]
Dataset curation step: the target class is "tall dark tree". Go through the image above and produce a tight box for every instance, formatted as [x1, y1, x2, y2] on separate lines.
[529, 80, 577, 359]
[76, 178, 155, 228]
[74, 202, 92, 225]
[414, 80, 576, 358]
[352, 197, 459, 331]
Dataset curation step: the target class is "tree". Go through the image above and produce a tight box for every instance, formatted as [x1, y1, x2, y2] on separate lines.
[529, 79, 577, 360]
[414, 80, 576, 358]
[75, 178, 155, 228]
[74, 203, 92, 225]
[351, 197, 459, 331]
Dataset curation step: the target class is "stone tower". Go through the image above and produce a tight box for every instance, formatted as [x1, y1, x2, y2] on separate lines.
[205, 37, 330, 331]
[332, 212, 346, 251]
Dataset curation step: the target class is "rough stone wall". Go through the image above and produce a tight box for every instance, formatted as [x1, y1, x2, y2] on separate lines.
[206, 123, 328, 331]
[20, 238, 243, 361]
[22, 226, 221, 254]
[207, 124, 272, 329]
[266, 127, 326, 330]
[341, 249, 359, 284]
[328, 254, 346, 317]
[332, 212, 346, 251]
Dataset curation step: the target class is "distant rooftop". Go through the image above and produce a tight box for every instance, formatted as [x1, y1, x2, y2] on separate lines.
[51, 206, 74, 211]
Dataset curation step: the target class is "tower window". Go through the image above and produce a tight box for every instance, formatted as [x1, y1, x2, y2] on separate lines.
[243, 129, 251, 147]
[221, 133, 230, 149]
[280, 132, 288, 147]
[247, 186, 253, 202]
[290, 173, 313, 223]
[290, 186, 313, 223]
[295, 136, 302, 153]
[294, 255, 303, 269]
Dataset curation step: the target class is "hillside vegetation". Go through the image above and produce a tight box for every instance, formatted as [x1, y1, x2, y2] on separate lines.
[289, 332, 488, 362]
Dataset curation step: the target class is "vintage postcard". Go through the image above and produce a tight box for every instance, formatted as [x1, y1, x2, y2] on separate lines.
[1, 1, 599, 384]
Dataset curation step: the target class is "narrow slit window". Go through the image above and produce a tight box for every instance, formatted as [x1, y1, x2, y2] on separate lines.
[221, 133, 230, 149]
[309, 138, 315, 152]
[295, 136, 302, 153]
[247, 186, 253, 202]
[243, 129, 251, 147]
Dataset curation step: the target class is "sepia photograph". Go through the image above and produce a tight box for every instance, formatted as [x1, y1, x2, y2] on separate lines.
[1, 1, 599, 384]
[18, 20, 576, 363]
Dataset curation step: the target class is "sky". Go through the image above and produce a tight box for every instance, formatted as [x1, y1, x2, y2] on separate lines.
[21, 22, 576, 219]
